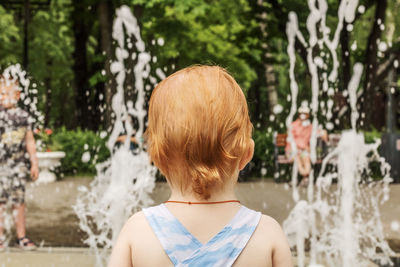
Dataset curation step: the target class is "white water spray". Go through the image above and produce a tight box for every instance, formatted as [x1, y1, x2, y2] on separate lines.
[74, 6, 158, 266]
[282, 1, 395, 266]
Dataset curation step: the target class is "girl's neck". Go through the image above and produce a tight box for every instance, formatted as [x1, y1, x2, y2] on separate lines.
[168, 183, 237, 203]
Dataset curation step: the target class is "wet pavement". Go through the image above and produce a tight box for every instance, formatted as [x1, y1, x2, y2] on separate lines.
[0, 177, 398, 266]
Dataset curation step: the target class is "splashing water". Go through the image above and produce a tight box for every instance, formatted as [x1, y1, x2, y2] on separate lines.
[73, 6, 159, 266]
[282, 1, 395, 266]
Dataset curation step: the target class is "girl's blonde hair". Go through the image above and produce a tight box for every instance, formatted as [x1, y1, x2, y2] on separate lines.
[145, 65, 252, 199]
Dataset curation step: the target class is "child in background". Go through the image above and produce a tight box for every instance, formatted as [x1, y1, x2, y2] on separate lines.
[286, 101, 328, 186]
[0, 76, 38, 251]
[108, 65, 293, 267]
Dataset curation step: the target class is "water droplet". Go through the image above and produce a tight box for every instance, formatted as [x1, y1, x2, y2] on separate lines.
[157, 38, 165, 46]
[391, 221, 400, 232]
[261, 168, 267, 176]
[273, 104, 283, 114]
[326, 122, 334, 130]
[351, 42, 357, 51]
[81, 151, 91, 163]
[314, 57, 324, 67]
[346, 24, 353, 32]
[262, 202, 268, 209]
[378, 42, 387, 52]
[269, 114, 275, 122]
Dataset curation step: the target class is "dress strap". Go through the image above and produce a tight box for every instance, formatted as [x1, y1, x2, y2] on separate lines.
[143, 205, 202, 265]
[143, 204, 261, 267]
[181, 206, 261, 266]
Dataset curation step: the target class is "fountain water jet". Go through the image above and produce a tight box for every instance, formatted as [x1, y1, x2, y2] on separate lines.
[282, 1, 395, 266]
[73, 6, 160, 266]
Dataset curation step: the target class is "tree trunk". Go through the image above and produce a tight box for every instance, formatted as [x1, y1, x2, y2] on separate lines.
[44, 60, 52, 127]
[340, 21, 351, 91]
[264, 57, 278, 111]
[337, 20, 351, 127]
[258, 1, 278, 112]
[361, 0, 387, 130]
[124, 5, 144, 104]
[23, 0, 30, 71]
[98, 0, 116, 129]
[72, 0, 90, 129]
[88, 34, 105, 131]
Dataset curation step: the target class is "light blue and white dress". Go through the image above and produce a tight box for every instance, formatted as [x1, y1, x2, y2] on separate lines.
[143, 204, 261, 267]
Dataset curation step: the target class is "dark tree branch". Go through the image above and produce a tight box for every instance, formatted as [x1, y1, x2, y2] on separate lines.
[340, 20, 351, 91]
[340, 0, 375, 91]
[72, 0, 90, 129]
[373, 46, 400, 89]
[98, 0, 116, 128]
[333, 0, 371, 87]
[44, 60, 52, 127]
[363, 0, 387, 93]
[361, 0, 388, 129]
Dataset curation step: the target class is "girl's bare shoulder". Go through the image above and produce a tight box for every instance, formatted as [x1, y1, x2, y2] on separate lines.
[124, 211, 161, 243]
[250, 214, 284, 244]
[124, 211, 173, 266]
[258, 214, 283, 232]
[124, 211, 150, 236]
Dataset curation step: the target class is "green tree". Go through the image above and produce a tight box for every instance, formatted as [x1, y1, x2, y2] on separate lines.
[131, 0, 260, 90]
[30, 0, 75, 128]
[0, 6, 21, 66]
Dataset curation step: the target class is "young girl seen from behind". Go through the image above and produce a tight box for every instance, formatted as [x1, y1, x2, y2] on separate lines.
[108, 65, 293, 267]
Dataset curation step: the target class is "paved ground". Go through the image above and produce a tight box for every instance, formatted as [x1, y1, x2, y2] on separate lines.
[0, 247, 97, 267]
[0, 177, 398, 266]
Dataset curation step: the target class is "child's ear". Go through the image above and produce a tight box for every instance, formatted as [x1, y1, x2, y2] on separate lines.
[239, 139, 254, 170]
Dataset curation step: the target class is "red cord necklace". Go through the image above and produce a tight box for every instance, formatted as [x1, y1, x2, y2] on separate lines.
[164, 200, 240, 205]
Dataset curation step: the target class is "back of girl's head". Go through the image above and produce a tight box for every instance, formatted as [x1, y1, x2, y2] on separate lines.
[145, 65, 252, 200]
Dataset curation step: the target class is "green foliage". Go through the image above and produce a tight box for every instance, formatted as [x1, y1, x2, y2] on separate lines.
[132, 0, 260, 90]
[363, 129, 382, 144]
[29, 0, 76, 128]
[34, 128, 63, 152]
[51, 127, 110, 176]
[0, 6, 20, 66]
[251, 129, 275, 178]
[362, 130, 385, 180]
